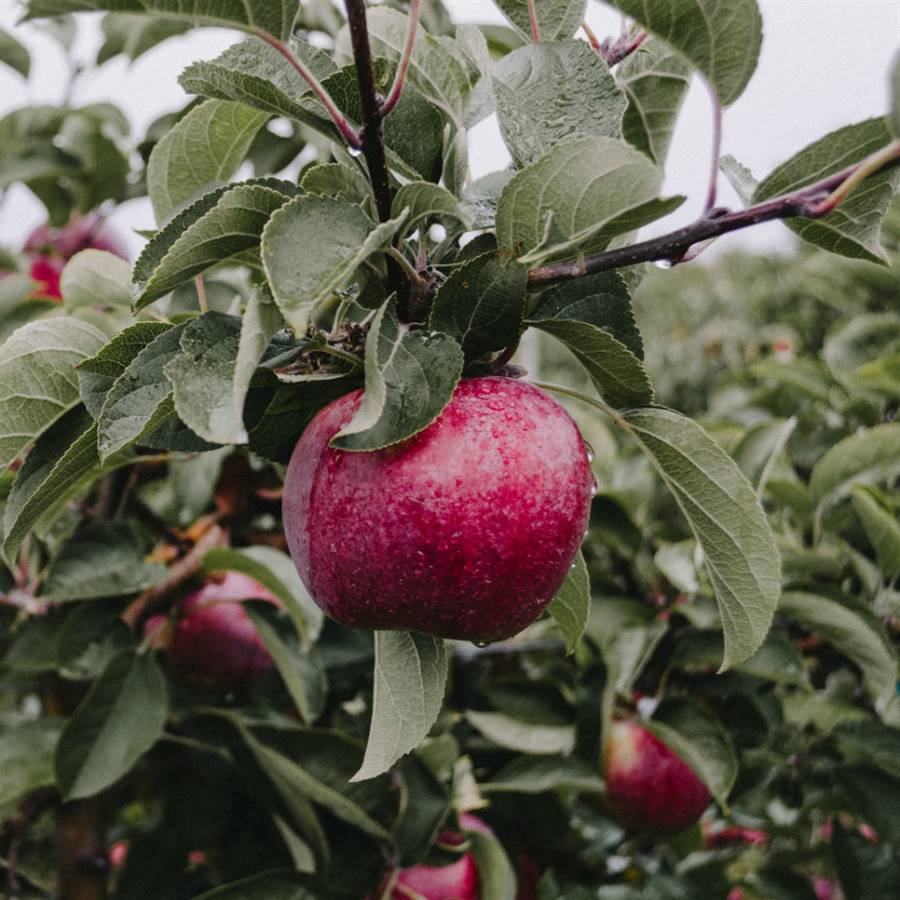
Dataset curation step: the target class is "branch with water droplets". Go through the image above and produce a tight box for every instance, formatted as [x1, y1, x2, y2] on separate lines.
[527, 139, 900, 287]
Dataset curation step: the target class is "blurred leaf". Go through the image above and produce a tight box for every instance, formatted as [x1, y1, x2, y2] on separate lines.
[619, 38, 691, 166]
[25, 0, 298, 41]
[42, 521, 165, 601]
[751, 357, 834, 403]
[852, 486, 900, 579]
[837, 765, 900, 839]
[393, 754, 450, 866]
[834, 720, 900, 778]
[194, 871, 316, 899]
[483, 755, 604, 794]
[353, 631, 448, 781]
[0, 26, 30, 78]
[467, 827, 517, 900]
[60, 249, 130, 310]
[754, 118, 900, 263]
[0, 718, 61, 808]
[491, 41, 625, 168]
[733, 417, 797, 496]
[466, 710, 574, 755]
[97, 12, 189, 64]
[605, 0, 762, 106]
[494, 0, 586, 41]
[55, 651, 168, 800]
[56, 601, 135, 679]
[810, 423, 900, 510]
[331, 301, 464, 452]
[429, 252, 527, 359]
[548, 550, 590, 654]
[133, 178, 299, 308]
[147, 99, 269, 225]
[0, 317, 106, 469]
[496, 135, 682, 266]
[621, 408, 780, 669]
[647, 697, 737, 810]
[832, 821, 900, 900]
[261, 196, 405, 334]
[780, 590, 898, 720]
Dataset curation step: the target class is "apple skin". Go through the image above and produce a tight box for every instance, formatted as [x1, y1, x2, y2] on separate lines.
[282, 377, 593, 643]
[145, 572, 280, 687]
[603, 720, 711, 834]
[23, 213, 128, 299]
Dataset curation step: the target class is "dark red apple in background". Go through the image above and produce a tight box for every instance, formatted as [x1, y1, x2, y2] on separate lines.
[144, 571, 279, 687]
[603, 720, 711, 833]
[23, 213, 129, 299]
[282, 377, 593, 644]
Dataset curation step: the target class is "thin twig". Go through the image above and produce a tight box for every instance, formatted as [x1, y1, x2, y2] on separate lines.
[254, 30, 361, 149]
[527, 0, 541, 42]
[582, 21, 602, 51]
[527, 139, 900, 286]
[704, 85, 723, 213]
[194, 274, 208, 313]
[381, 0, 421, 119]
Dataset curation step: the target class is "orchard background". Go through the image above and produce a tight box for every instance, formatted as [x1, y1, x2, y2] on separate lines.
[0, 1, 898, 898]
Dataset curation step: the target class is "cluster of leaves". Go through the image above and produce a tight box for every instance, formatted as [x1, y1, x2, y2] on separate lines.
[0, 0, 898, 897]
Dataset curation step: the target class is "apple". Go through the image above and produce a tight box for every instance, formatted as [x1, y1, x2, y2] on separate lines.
[107, 840, 128, 870]
[704, 825, 768, 848]
[603, 720, 711, 833]
[22, 213, 128, 300]
[282, 377, 593, 643]
[145, 571, 280, 687]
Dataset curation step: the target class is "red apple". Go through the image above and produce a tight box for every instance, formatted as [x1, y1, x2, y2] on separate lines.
[603, 720, 711, 833]
[282, 377, 593, 643]
[23, 213, 129, 300]
[812, 876, 842, 900]
[108, 840, 128, 870]
[145, 571, 280, 687]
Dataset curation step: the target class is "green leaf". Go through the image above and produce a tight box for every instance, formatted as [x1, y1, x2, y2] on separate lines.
[548, 550, 590, 654]
[392, 754, 449, 866]
[719, 153, 759, 206]
[60, 249, 131, 310]
[531, 319, 654, 408]
[348, 8, 477, 129]
[494, 0, 586, 42]
[810, 423, 900, 510]
[483, 754, 604, 795]
[0, 718, 62, 808]
[301, 162, 371, 205]
[428, 252, 527, 360]
[621, 408, 780, 669]
[77, 321, 171, 418]
[465, 710, 575, 755]
[491, 41, 626, 168]
[0, 26, 31, 78]
[754, 118, 900, 263]
[832, 821, 900, 900]
[193, 871, 313, 899]
[834, 720, 900, 778]
[202, 545, 323, 644]
[25, 0, 298, 41]
[391, 181, 469, 231]
[261, 196, 405, 334]
[780, 590, 898, 720]
[646, 697, 737, 810]
[97, 12, 190, 64]
[133, 179, 299, 309]
[496, 135, 682, 266]
[147, 99, 269, 225]
[732, 417, 797, 497]
[528, 271, 644, 357]
[55, 651, 168, 800]
[352, 631, 448, 782]
[331, 302, 464, 452]
[42, 521, 165, 601]
[467, 828, 517, 900]
[0, 317, 106, 470]
[605, 0, 763, 106]
[852, 487, 900, 579]
[836, 766, 900, 842]
[618, 37, 691, 166]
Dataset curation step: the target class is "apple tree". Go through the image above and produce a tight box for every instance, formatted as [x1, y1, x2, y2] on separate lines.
[0, 0, 898, 897]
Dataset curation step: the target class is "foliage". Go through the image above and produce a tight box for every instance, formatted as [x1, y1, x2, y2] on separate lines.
[0, 0, 898, 897]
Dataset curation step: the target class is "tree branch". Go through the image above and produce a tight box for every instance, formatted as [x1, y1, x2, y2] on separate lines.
[344, 0, 394, 224]
[254, 30, 361, 149]
[527, 140, 900, 287]
[380, 0, 420, 119]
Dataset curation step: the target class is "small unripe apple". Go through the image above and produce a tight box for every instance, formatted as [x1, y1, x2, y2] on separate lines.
[283, 377, 593, 643]
[146, 572, 280, 687]
[23, 213, 128, 299]
[603, 720, 710, 833]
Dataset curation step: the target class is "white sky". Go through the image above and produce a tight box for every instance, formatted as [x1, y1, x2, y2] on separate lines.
[0, 0, 898, 259]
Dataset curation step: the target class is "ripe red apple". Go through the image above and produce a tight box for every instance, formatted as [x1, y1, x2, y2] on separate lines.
[282, 377, 593, 643]
[603, 720, 711, 833]
[145, 571, 280, 687]
[23, 213, 128, 300]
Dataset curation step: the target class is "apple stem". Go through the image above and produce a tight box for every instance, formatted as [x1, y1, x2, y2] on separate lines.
[527, 138, 900, 286]
[380, 0, 421, 119]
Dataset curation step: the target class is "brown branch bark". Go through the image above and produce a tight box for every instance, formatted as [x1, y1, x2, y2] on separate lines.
[56, 797, 107, 900]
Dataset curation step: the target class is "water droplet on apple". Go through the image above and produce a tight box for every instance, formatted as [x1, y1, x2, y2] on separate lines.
[590, 476, 600, 497]
[582, 440, 595, 463]
[473, 639, 489, 648]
